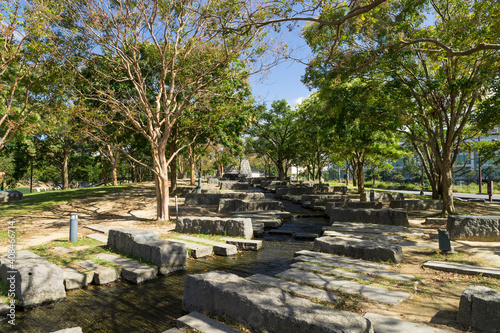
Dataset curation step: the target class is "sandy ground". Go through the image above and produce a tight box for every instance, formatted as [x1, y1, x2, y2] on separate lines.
[1, 182, 500, 332]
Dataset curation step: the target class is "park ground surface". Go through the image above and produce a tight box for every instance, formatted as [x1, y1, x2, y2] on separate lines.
[1, 182, 500, 332]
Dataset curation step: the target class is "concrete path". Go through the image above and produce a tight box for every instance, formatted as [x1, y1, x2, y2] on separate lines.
[290, 261, 374, 281]
[96, 253, 157, 284]
[363, 313, 452, 333]
[295, 250, 392, 269]
[247, 273, 340, 303]
[293, 255, 415, 281]
[84, 224, 110, 234]
[423, 260, 500, 278]
[177, 311, 239, 333]
[169, 239, 213, 258]
[175, 235, 237, 256]
[86, 233, 108, 243]
[276, 268, 410, 305]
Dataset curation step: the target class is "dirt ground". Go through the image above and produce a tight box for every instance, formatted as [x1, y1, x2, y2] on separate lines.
[1, 182, 500, 332]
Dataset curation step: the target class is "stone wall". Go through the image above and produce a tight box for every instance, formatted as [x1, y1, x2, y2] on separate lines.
[108, 228, 187, 274]
[218, 199, 284, 214]
[329, 208, 409, 226]
[389, 199, 442, 211]
[182, 271, 374, 333]
[176, 216, 253, 239]
[219, 181, 251, 191]
[447, 215, 500, 241]
[185, 192, 265, 206]
[360, 192, 405, 202]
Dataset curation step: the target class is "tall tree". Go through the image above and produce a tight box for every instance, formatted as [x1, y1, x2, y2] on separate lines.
[43, 0, 273, 221]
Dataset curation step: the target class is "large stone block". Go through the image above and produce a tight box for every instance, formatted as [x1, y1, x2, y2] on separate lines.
[176, 216, 253, 239]
[389, 199, 442, 211]
[217, 199, 284, 214]
[108, 228, 187, 274]
[457, 285, 500, 332]
[182, 271, 373, 333]
[0, 250, 66, 308]
[314, 236, 403, 263]
[344, 201, 384, 209]
[219, 181, 251, 191]
[361, 192, 405, 202]
[275, 185, 315, 199]
[447, 215, 500, 241]
[185, 192, 265, 206]
[0, 190, 23, 202]
[329, 208, 409, 226]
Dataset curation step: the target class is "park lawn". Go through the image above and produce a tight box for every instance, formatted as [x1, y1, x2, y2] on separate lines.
[0, 185, 134, 220]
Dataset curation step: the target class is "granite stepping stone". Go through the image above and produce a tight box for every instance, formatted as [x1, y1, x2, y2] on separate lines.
[294, 255, 415, 281]
[96, 253, 157, 284]
[177, 311, 239, 333]
[276, 268, 410, 305]
[76, 260, 120, 285]
[291, 261, 375, 281]
[323, 225, 424, 236]
[62, 267, 94, 290]
[175, 235, 237, 256]
[268, 229, 295, 236]
[222, 238, 262, 251]
[363, 313, 452, 333]
[294, 250, 392, 269]
[169, 239, 213, 258]
[423, 261, 500, 278]
[247, 273, 340, 303]
[323, 230, 404, 241]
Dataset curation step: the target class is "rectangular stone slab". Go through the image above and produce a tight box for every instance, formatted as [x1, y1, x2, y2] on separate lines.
[423, 261, 500, 278]
[329, 208, 409, 226]
[86, 233, 108, 243]
[175, 235, 237, 256]
[290, 262, 374, 281]
[457, 285, 500, 331]
[247, 273, 340, 303]
[169, 239, 213, 258]
[76, 260, 120, 285]
[323, 230, 405, 241]
[294, 250, 392, 269]
[363, 313, 452, 333]
[314, 236, 404, 263]
[182, 271, 374, 333]
[177, 311, 238, 333]
[276, 268, 410, 305]
[96, 253, 157, 284]
[222, 238, 262, 251]
[176, 216, 253, 239]
[84, 225, 110, 234]
[293, 255, 414, 281]
[62, 267, 94, 290]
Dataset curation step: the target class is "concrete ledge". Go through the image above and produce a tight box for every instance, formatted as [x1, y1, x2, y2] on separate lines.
[182, 271, 374, 333]
[447, 215, 500, 241]
[176, 216, 253, 239]
[329, 208, 409, 226]
[314, 236, 403, 263]
[457, 285, 500, 331]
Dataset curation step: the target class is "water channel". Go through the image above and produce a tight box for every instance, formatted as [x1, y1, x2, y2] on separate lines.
[2, 199, 329, 332]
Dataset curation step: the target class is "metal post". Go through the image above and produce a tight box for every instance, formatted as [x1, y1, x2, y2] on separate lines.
[369, 190, 375, 202]
[197, 177, 202, 193]
[69, 213, 78, 242]
[488, 180, 494, 202]
[30, 159, 33, 194]
[175, 196, 179, 221]
[478, 137, 482, 194]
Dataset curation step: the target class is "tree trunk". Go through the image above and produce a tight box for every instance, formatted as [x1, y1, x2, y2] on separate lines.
[62, 147, 70, 190]
[111, 150, 119, 186]
[153, 146, 170, 222]
[356, 154, 365, 194]
[130, 163, 136, 183]
[440, 160, 455, 214]
[277, 160, 285, 181]
[169, 125, 178, 193]
[189, 146, 196, 185]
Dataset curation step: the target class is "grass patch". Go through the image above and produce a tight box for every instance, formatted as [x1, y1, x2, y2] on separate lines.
[0, 185, 134, 218]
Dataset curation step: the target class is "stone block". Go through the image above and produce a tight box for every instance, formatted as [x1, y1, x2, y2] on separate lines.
[314, 236, 403, 263]
[218, 199, 284, 214]
[344, 201, 384, 209]
[169, 239, 213, 259]
[219, 181, 251, 190]
[361, 192, 404, 202]
[457, 285, 500, 332]
[329, 208, 409, 226]
[185, 192, 265, 206]
[107, 228, 187, 274]
[76, 260, 120, 285]
[222, 238, 263, 251]
[50, 328, 83, 333]
[0, 250, 66, 308]
[62, 267, 94, 290]
[96, 253, 157, 284]
[389, 199, 442, 210]
[175, 235, 238, 256]
[447, 215, 500, 241]
[182, 271, 374, 333]
[177, 311, 238, 333]
[0, 190, 23, 202]
[176, 216, 253, 239]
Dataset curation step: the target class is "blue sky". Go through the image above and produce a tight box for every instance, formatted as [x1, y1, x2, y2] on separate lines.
[250, 27, 314, 110]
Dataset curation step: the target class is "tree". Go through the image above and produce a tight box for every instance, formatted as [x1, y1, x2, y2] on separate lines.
[247, 100, 299, 180]
[44, 0, 273, 221]
[302, 1, 500, 213]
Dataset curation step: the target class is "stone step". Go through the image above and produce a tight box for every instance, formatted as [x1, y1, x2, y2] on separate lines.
[247, 273, 340, 303]
[176, 311, 239, 333]
[175, 235, 237, 256]
[330, 222, 424, 235]
[169, 239, 213, 258]
[323, 225, 424, 236]
[254, 218, 282, 228]
[76, 260, 120, 285]
[294, 233, 319, 241]
[268, 229, 295, 236]
[423, 260, 500, 278]
[62, 267, 94, 290]
[253, 226, 265, 238]
[363, 313, 452, 333]
[86, 233, 108, 243]
[291, 262, 374, 281]
[323, 230, 404, 241]
[222, 238, 262, 251]
[231, 210, 292, 219]
[96, 253, 157, 284]
[161, 328, 183, 333]
[276, 268, 410, 305]
[294, 255, 414, 281]
[84, 224, 110, 234]
[295, 250, 392, 269]
[50, 328, 83, 333]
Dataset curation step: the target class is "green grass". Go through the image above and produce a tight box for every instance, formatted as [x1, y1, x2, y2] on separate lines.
[0, 185, 134, 218]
